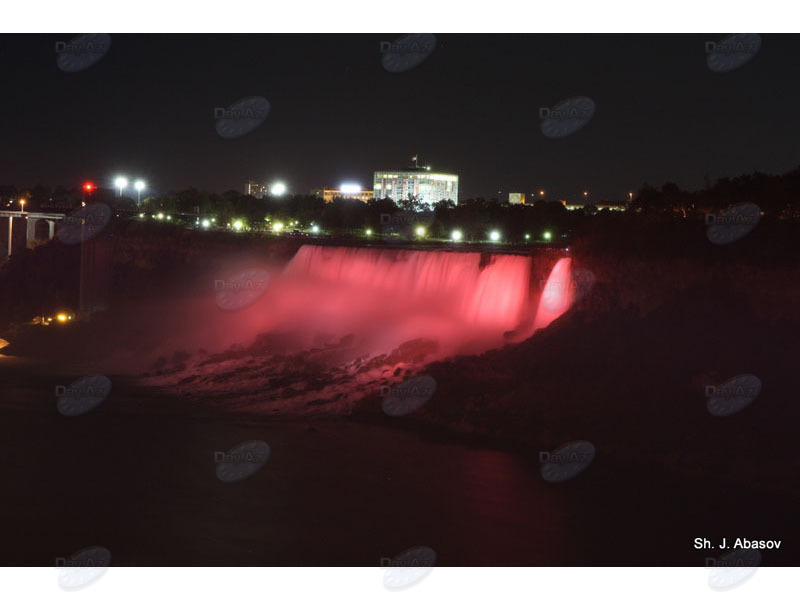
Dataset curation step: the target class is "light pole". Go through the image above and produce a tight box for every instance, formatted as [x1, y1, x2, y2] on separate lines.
[134, 180, 145, 206]
[8, 199, 25, 258]
[115, 177, 128, 198]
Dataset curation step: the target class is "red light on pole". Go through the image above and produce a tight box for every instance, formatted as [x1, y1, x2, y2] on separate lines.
[83, 182, 96, 193]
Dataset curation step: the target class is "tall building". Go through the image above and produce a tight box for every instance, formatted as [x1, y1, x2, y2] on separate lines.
[374, 156, 458, 205]
[244, 180, 267, 198]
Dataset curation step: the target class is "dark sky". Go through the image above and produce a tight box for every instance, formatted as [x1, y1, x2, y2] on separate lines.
[0, 34, 798, 201]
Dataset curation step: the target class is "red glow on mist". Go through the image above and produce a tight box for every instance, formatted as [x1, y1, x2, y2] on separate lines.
[534, 257, 574, 329]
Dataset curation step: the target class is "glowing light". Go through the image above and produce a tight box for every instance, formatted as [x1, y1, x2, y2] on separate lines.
[56, 313, 68, 322]
[415, 226, 426, 237]
[451, 229, 463, 241]
[166, 215, 172, 220]
[272, 222, 284, 232]
[134, 180, 145, 192]
[340, 183, 362, 194]
[211, 218, 216, 223]
[139, 213, 145, 218]
[365, 228, 372, 236]
[83, 182, 95, 192]
[270, 182, 287, 196]
[543, 231, 552, 241]
[524, 233, 531, 240]
[489, 230, 501, 242]
[311, 225, 320, 233]
[201, 219, 211, 228]
[156, 213, 164, 220]
[115, 177, 128, 191]
[233, 220, 244, 231]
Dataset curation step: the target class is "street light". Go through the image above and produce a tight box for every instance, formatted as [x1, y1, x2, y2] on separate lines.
[270, 182, 287, 196]
[489, 230, 501, 242]
[134, 180, 146, 205]
[19, 199, 25, 213]
[115, 177, 128, 197]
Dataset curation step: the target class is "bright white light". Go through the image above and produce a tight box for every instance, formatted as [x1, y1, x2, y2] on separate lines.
[451, 229, 463, 241]
[115, 177, 128, 189]
[340, 183, 361, 194]
[311, 225, 320, 233]
[272, 222, 284, 232]
[270, 182, 287, 196]
[415, 226, 426, 237]
[365, 228, 372, 236]
[166, 215, 171, 220]
[139, 213, 145, 218]
[156, 213, 164, 220]
[524, 233, 530, 240]
[543, 231, 552, 241]
[201, 219, 211, 228]
[233, 220, 244, 231]
[134, 180, 145, 192]
[489, 230, 501, 242]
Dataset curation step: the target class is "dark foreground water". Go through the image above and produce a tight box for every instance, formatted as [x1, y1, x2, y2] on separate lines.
[0, 356, 795, 567]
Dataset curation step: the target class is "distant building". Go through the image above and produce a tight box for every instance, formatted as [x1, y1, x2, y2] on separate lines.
[311, 186, 374, 203]
[245, 181, 267, 198]
[596, 200, 628, 212]
[561, 199, 628, 212]
[374, 156, 458, 205]
[509, 192, 527, 205]
[561, 199, 585, 211]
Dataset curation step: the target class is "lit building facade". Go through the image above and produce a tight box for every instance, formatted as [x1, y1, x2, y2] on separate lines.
[311, 187, 374, 203]
[244, 181, 267, 198]
[373, 162, 458, 205]
[509, 192, 527, 205]
[561, 199, 628, 212]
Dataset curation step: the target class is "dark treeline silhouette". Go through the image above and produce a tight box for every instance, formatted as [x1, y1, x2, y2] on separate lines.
[631, 166, 800, 219]
[2, 166, 798, 242]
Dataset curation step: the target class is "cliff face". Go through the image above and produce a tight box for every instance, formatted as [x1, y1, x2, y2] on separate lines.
[0, 222, 306, 328]
[376, 246, 800, 495]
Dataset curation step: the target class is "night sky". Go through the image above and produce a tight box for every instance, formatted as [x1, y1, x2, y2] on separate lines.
[1, 34, 798, 201]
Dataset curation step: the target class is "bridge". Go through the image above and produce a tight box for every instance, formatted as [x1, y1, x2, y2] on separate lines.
[0, 210, 67, 258]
